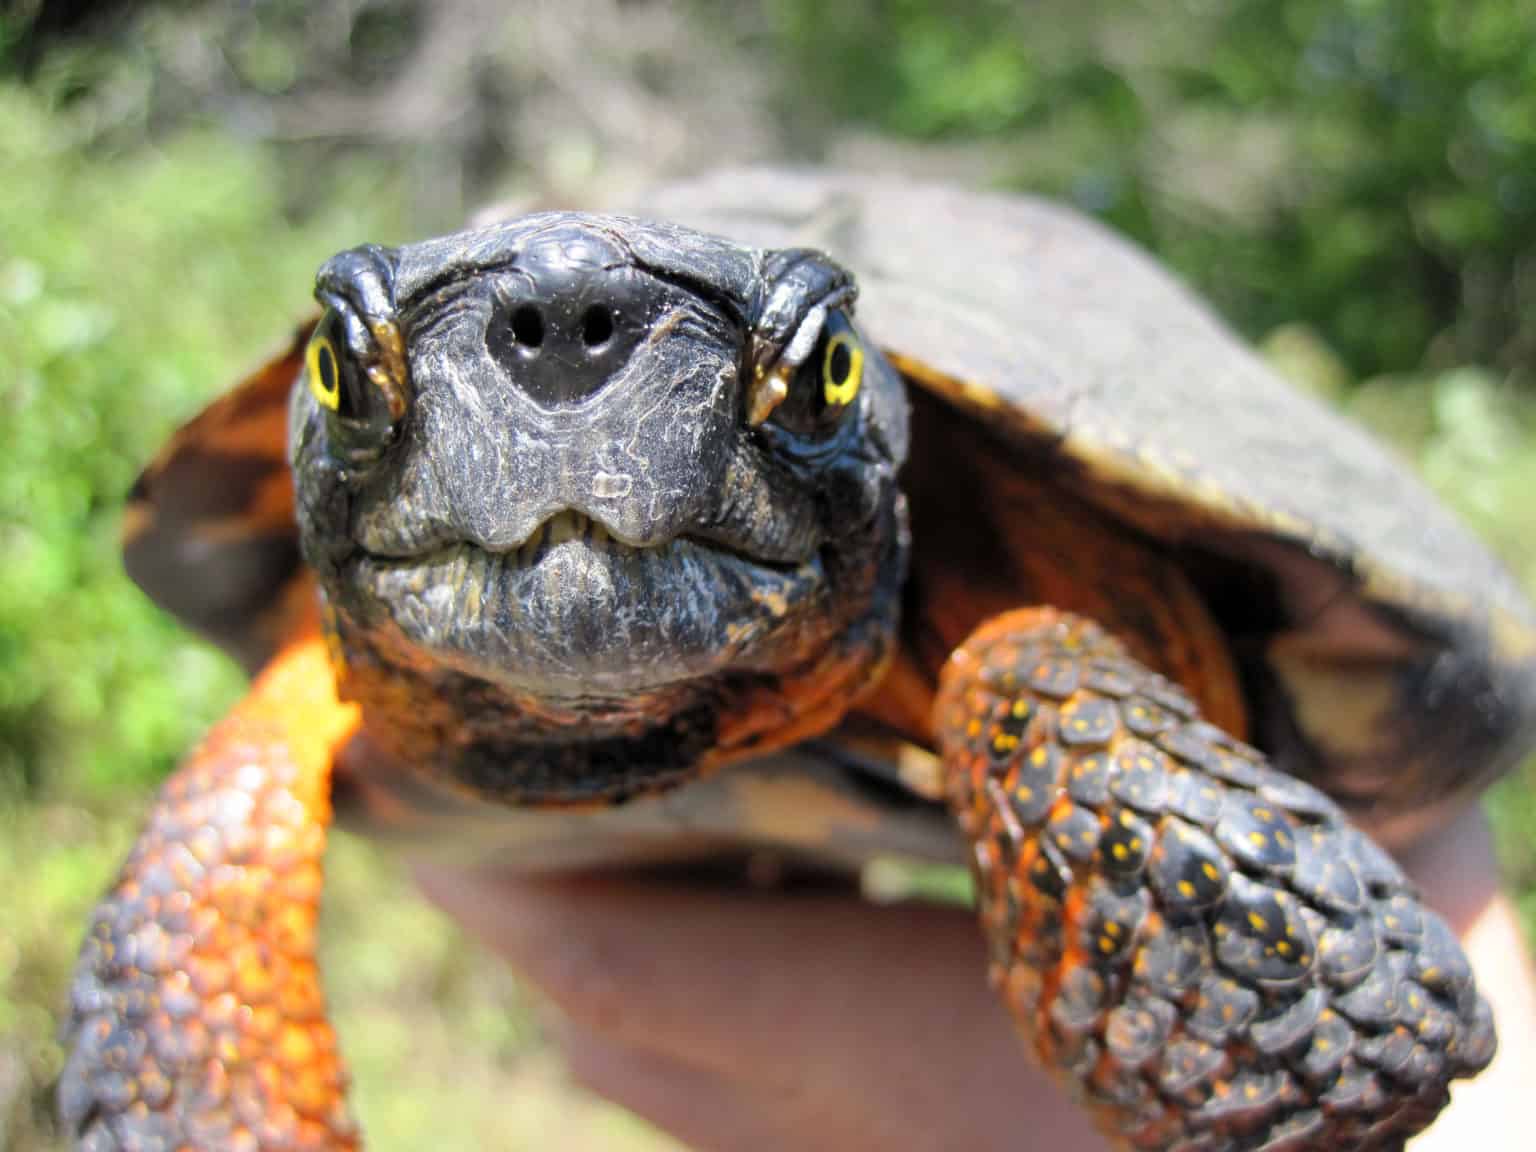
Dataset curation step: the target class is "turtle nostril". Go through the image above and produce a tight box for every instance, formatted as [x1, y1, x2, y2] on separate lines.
[511, 305, 545, 349]
[581, 305, 614, 349]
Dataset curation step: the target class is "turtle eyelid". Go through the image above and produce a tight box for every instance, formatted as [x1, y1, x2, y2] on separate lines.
[780, 305, 829, 370]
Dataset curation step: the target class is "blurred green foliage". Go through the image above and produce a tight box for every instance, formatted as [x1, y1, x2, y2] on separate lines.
[4, 1, 1536, 1147]
[771, 0, 1536, 381]
[0, 91, 403, 801]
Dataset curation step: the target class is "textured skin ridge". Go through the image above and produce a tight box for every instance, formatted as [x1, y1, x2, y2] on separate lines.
[60, 638, 361, 1151]
[935, 609, 1495, 1152]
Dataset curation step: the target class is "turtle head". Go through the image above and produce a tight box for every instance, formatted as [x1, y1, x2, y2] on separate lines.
[291, 214, 910, 803]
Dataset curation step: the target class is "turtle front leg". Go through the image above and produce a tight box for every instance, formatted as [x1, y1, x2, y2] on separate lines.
[935, 609, 1495, 1151]
[60, 637, 362, 1151]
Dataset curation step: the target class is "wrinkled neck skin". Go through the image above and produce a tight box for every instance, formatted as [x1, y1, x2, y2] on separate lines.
[292, 214, 911, 805]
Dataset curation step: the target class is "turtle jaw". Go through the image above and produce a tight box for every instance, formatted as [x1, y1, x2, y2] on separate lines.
[344, 511, 832, 703]
[316, 497, 904, 805]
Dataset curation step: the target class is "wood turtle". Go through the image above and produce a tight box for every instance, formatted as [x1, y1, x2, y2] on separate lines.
[61, 169, 1536, 1151]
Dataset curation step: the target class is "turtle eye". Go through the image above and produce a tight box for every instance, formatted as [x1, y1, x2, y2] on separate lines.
[306, 307, 403, 460]
[306, 312, 343, 412]
[306, 309, 371, 422]
[766, 309, 863, 442]
[820, 315, 863, 410]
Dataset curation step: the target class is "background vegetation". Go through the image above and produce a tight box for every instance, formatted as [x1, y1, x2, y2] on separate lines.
[2, 1, 1534, 1147]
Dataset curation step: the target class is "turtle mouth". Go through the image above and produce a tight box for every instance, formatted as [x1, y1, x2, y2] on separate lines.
[347, 510, 830, 699]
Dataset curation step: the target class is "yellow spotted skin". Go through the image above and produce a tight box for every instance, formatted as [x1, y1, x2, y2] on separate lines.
[60, 637, 361, 1151]
[936, 609, 1495, 1152]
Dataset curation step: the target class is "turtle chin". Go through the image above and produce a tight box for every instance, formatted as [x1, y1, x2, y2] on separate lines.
[320, 507, 902, 805]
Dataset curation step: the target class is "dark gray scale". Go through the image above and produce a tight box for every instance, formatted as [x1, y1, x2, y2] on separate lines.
[1332, 957, 1403, 1026]
[1210, 748, 1266, 791]
[1320, 1065, 1385, 1114]
[1413, 915, 1474, 1008]
[984, 645, 1039, 693]
[1356, 1025, 1417, 1076]
[1154, 726, 1221, 776]
[1290, 828, 1364, 913]
[1316, 912, 1380, 988]
[1339, 827, 1409, 895]
[1394, 981, 1432, 1028]
[1253, 1108, 1326, 1152]
[1457, 998, 1498, 1071]
[1189, 1068, 1291, 1127]
[1256, 774, 1341, 824]
[1100, 807, 1155, 880]
[1294, 1007, 1355, 1084]
[1066, 751, 1113, 807]
[1008, 743, 1065, 825]
[1293, 900, 1330, 945]
[1083, 661, 1136, 698]
[1109, 740, 1171, 813]
[1103, 996, 1177, 1069]
[1185, 719, 1253, 756]
[1213, 875, 1315, 984]
[1045, 801, 1101, 863]
[986, 696, 1035, 767]
[1027, 839, 1073, 902]
[1133, 916, 1211, 997]
[1059, 697, 1119, 748]
[1214, 794, 1297, 877]
[1139, 678, 1198, 720]
[88, 1025, 152, 1108]
[1123, 697, 1178, 738]
[1023, 655, 1082, 699]
[1161, 721, 1259, 792]
[1402, 1043, 1446, 1086]
[1082, 881, 1150, 966]
[1049, 966, 1107, 1036]
[1148, 818, 1230, 913]
[1164, 771, 1226, 828]
[1413, 1002, 1456, 1046]
[1373, 893, 1425, 948]
[1156, 1036, 1229, 1098]
[1249, 987, 1326, 1056]
[1186, 973, 1260, 1045]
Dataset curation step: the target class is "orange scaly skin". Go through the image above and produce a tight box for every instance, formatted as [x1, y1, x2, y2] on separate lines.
[61, 637, 362, 1151]
[936, 609, 1495, 1152]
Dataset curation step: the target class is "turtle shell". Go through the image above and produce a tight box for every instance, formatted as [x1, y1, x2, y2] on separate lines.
[125, 167, 1536, 854]
[636, 169, 1536, 844]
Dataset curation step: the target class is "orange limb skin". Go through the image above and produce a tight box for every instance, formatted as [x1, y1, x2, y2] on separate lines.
[936, 608, 1494, 1152]
[61, 637, 361, 1151]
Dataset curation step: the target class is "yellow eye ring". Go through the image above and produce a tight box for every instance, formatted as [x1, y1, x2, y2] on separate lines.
[822, 329, 863, 408]
[306, 325, 342, 412]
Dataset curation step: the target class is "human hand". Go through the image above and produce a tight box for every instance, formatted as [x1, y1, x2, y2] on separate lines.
[417, 805, 1535, 1152]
